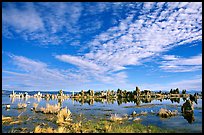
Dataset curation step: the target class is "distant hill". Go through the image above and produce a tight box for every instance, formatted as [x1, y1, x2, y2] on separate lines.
[2, 90, 75, 95]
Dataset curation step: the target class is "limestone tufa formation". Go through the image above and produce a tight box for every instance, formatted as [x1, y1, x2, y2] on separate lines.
[157, 108, 178, 118]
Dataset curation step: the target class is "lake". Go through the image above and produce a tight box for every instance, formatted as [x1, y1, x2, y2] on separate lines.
[2, 91, 202, 133]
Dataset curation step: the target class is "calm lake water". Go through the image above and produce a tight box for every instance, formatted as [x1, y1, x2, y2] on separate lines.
[2, 91, 202, 133]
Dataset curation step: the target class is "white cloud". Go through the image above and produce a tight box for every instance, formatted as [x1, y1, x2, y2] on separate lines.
[55, 55, 102, 71]
[65, 2, 201, 72]
[140, 78, 202, 91]
[55, 54, 129, 87]
[3, 54, 91, 90]
[2, 2, 84, 45]
[3, 2, 202, 90]
[3, 54, 129, 91]
[160, 54, 202, 72]
[3, 2, 201, 47]
[10, 55, 47, 72]
[162, 55, 179, 60]
[55, 2, 202, 89]
[3, 3, 44, 32]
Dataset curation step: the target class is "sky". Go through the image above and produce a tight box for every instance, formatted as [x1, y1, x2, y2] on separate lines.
[2, 2, 202, 92]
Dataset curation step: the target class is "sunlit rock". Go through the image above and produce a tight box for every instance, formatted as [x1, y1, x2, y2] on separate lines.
[6, 105, 10, 110]
[140, 111, 148, 115]
[132, 111, 137, 116]
[109, 114, 123, 121]
[133, 117, 142, 122]
[157, 108, 178, 118]
[18, 103, 27, 109]
[181, 100, 194, 113]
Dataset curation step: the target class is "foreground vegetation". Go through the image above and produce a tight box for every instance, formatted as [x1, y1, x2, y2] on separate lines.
[33, 119, 173, 133]
[3, 104, 174, 133]
[3, 115, 173, 133]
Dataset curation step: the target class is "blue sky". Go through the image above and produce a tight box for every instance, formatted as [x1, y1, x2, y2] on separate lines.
[2, 2, 202, 92]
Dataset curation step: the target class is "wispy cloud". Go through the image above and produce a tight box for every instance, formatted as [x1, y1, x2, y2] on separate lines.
[140, 77, 202, 91]
[3, 2, 201, 47]
[3, 54, 130, 90]
[55, 54, 102, 71]
[56, 2, 202, 83]
[3, 54, 91, 90]
[86, 2, 201, 71]
[55, 54, 129, 87]
[3, 3, 44, 33]
[160, 54, 202, 72]
[2, 2, 83, 45]
[2, 2, 202, 91]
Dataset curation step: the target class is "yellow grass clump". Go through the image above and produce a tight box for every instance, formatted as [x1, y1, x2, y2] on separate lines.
[34, 125, 69, 133]
[18, 103, 27, 109]
[109, 114, 123, 121]
[70, 122, 82, 133]
[56, 107, 72, 125]
[33, 103, 38, 110]
[40, 103, 60, 114]
[54, 126, 68, 133]
[104, 121, 112, 132]
[9, 120, 22, 125]
[34, 125, 54, 133]
[2, 115, 12, 124]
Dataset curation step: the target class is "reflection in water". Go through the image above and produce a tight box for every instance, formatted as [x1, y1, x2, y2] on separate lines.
[8, 95, 199, 125]
[23, 97, 28, 102]
[170, 98, 180, 103]
[10, 97, 23, 104]
[71, 97, 186, 106]
[71, 97, 168, 106]
[89, 99, 94, 105]
[190, 94, 198, 104]
[72, 97, 198, 125]
[11, 97, 15, 103]
[72, 98, 75, 104]
[181, 99, 196, 124]
[17, 108, 26, 113]
[10, 95, 199, 107]
[183, 112, 195, 124]
[37, 97, 41, 102]
[58, 98, 63, 107]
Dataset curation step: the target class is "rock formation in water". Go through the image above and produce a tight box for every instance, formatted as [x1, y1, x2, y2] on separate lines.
[181, 99, 194, 113]
[157, 108, 178, 118]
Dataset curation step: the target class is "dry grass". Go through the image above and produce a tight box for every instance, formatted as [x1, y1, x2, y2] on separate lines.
[9, 120, 22, 125]
[32, 117, 172, 133]
[70, 122, 82, 133]
[34, 125, 41, 133]
[39, 103, 60, 114]
[109, 114, 123, 121]
[2, 115, 12, 124]
[34, 125, 54, 133]
[17, 103, 27, 109]
[104, 121, 112, 132]
[34, 125, 68, 133]
[56, 107, 72, 125]
[54, 126, 67, 133]
[47, 127, 54, 133]
[33, 103, 38, 110]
